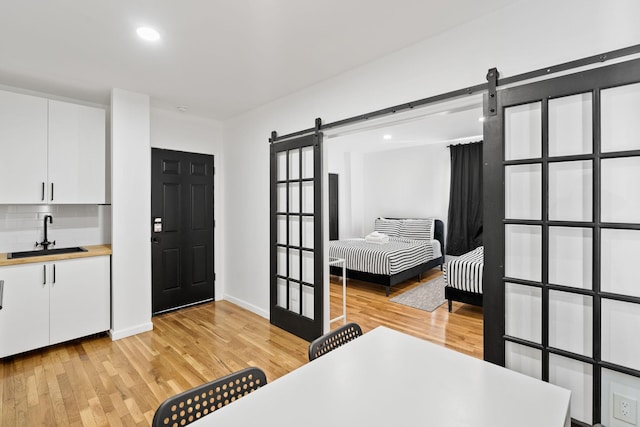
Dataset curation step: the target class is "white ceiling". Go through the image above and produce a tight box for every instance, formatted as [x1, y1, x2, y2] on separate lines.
[0, 1, 513, 121]
[326, 95, 483, 153]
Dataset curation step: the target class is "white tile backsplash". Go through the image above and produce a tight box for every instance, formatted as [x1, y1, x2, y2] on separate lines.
[0, 205, 111, 252]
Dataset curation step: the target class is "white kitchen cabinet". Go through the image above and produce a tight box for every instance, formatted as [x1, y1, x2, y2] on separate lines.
[0, 256, 110, 358]
[0, 90, 48, 204]
[48, 100, 106, 204]
[49, 256, 110, 345]
[0, 89, 106, 204]
[0, 263, 50, 358]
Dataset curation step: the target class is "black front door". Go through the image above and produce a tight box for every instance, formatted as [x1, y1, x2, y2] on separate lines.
[151, 148, 215, 314]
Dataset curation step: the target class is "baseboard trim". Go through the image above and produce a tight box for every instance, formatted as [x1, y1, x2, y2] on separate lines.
[109, 321, 154, 341]
[223, 294, 269, 319]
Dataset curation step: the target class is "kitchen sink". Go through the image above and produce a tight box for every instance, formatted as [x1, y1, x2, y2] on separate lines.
[7, 247, 87, 259]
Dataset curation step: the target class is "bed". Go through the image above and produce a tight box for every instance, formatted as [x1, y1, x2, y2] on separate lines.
[329, 218, 445, 296]
[444, 245, 484, 312]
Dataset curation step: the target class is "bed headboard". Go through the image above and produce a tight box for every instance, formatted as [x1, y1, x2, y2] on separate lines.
[385, 218, 445, 259]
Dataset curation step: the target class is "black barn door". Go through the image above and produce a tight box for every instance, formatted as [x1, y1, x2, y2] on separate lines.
[270, 133, 324, 341]
[484, 58, 640, 426]
[151, 148, 215, 314]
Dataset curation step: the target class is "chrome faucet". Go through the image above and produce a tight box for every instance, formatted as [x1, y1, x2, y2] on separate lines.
[36, 215, 56, 250]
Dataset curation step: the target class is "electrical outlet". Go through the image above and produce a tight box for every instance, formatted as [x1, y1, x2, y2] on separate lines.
[614, 392, 638, 425]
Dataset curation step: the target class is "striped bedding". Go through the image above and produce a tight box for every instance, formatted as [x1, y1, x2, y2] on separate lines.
[444, 246, 484, 293]
[328, 237, 435, 276]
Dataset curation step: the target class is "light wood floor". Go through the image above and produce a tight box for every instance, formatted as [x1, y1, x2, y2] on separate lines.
[0, 270, 482, 426]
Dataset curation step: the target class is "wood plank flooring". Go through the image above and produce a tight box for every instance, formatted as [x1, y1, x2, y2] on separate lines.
[0, 270, 482, 426]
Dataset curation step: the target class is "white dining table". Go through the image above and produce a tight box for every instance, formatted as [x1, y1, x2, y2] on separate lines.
[191, 326, 571, 426]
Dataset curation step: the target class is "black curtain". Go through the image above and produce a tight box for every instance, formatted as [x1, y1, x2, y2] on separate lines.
[446, 141, 483, 256]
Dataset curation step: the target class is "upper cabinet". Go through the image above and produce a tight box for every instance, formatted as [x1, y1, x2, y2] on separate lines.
[48, 100, 106, 204]
[0, 90, 106, 204]
[0, 90, 48, 203]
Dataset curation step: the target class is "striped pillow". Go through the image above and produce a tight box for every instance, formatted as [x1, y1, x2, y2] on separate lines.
[398, 219, 434, 240]
[374, 218, 401, 237]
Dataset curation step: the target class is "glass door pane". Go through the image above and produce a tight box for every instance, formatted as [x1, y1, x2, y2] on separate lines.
[601, 82, 640, 153]
[549, 290, 593, 356]
[601, 156, 640, 223]
[601, 299, 640, 371]
[548, 93, 593, 157]
[548, 227, 592, 289]
[548, 160, 592, 222]
[505, 164, 541, 220]
[505, 102, 542, 160]
[505, 282, 542, 343]
[549, 354, 593, 425]
[601, 228, 640, 298]
[505, 225, 542, 282]
[505, 341, 542, 380]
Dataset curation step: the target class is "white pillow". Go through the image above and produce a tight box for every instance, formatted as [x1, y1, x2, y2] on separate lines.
[398, 218, 434, 240]
[374, 218, 401, 237]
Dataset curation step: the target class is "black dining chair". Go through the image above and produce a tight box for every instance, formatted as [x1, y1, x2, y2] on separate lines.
[308, 322, 363, 361]
[152, 366, 267, 427]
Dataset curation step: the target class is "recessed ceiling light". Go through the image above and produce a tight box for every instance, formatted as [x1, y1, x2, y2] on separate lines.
[136, 27, 161, 42]
[383, 134, 392, 140]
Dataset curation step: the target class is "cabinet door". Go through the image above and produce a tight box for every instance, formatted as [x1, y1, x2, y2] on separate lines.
[49, 256, 110, 345]
[48, 100, 106, 204]
[0, 90, 48, 204]
[0, 264, 50, 358]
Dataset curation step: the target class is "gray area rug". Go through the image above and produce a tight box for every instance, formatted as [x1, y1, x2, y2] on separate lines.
[390, 275, 446, 312]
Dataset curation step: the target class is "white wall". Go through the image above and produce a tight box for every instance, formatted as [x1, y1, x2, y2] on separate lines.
[224, 0, 640, 315]
[150, 108, 225, 299]
[0, 205, 111, 253]
[110, 89, 153, 340]
[362, 143, 451, 234]
[328, 143, 452, 239]
[222, 0, 640, 422]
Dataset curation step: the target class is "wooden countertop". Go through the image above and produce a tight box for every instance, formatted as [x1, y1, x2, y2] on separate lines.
[0, 244, 112, 267]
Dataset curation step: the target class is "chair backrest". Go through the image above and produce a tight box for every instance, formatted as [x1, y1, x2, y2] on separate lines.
[308, 322, 363, 361]
[152, 366, 267, 427]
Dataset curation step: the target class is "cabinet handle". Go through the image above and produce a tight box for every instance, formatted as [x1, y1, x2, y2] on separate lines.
[51, 183, 54, 201]
[43, 265, 46, 285]
[41, 182, 45, 201]
[53, 264, 56, 285]
[0, 280, 4, 310]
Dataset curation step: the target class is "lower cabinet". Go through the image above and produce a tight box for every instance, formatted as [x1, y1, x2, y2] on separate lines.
[0, 256, 110, 358]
